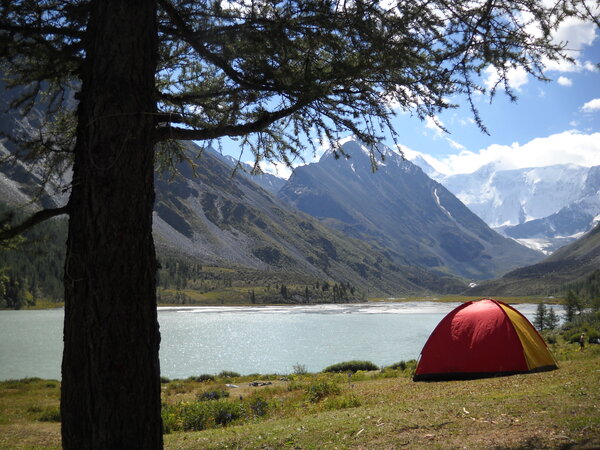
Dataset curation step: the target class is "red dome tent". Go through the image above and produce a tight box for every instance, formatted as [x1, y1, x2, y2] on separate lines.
[413, 298, 557, 381]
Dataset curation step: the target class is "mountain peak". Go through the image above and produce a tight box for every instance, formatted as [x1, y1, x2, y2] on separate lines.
[279, 141, 542, 281]
[321, 136, 403, 166]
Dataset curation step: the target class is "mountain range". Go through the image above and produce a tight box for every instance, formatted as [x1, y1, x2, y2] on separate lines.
[278, 139, 542, 280]
[5, 79, 584, 298]
[411, 159, 600, 254]
[152, 143, 469, 295]
[468, 221, 600, 296]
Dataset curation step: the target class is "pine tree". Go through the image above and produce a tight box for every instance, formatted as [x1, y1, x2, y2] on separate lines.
[534, 303, 547, 331]
[544, 307, 560, 331]
[564, 290, 582, 323]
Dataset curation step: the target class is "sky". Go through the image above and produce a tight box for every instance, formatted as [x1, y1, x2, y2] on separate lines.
[216, 14, 600, 179]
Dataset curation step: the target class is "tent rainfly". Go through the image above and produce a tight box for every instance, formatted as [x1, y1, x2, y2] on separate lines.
[413, 298, 558, 381]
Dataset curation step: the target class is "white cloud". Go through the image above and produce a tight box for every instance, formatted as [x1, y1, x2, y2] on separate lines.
[415, 131, 600, 176]
[401, 146, 448, 175]
[255, 159, 293, 180]
[447, 138, 466, 151]
[423, 116, 469, 151]
[557, 76, 573, 87]
[425, 115, 445, 136]
[581, 98, 600, 113]
[483, 65, 529, 92]
[543, 16, 598, 73]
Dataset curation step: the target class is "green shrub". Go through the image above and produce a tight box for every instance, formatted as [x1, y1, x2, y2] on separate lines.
[180, 402, 211, 431]
[160, 376, 171, 384]
[37, 406, 61, 422]
[197, 389, 229, 401]
[162, 402, 211, 432]
[287, 379, 306, 392]
[324, 392, 361, 410]
[322, 360, 379, 373]
[161, 405, 179, 434]
[386, 359, 417, 372]
[162, 398, 248, 434]
[305, 378, 341, 403]
[563, 327, 600, 344]
[212, 400, 245, 426]
[188, 374, 215, 382]
[247, 394, 270, 417]
[387, 361, 406, 371]
[218, 370, 241, 378]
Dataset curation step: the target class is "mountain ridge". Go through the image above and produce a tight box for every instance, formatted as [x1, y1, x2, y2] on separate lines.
[409, 155, 600, 254]
[278, 139, 542, 281]
[468, 222, 600, 296]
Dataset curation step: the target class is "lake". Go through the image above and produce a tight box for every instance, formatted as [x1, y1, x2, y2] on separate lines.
[0, 302, 558, 380]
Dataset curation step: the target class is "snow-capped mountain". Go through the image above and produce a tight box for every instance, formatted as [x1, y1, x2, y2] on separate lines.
[409, 157, 600, 254]
[440, 163, 591, 227]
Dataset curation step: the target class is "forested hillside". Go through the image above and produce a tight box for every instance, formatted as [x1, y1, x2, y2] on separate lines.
[0, 203, 66, 308]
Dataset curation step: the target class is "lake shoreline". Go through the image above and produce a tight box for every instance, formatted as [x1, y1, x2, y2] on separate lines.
[1, 294, 563, 312]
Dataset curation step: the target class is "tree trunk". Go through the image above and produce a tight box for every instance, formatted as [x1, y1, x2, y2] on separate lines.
[61, 1, 162, 448]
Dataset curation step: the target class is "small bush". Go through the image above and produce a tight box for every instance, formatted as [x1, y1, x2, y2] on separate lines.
[197, 389, 229, 402]
[287, 379, 306, 392]
[387, 361, 407, 371]
[218, 370, 241, 378]
[322, 360, 378, 373]
[161, 406, 179, 434]
[162, 402, 211, 432]
[2, 378, 42, 390]
[37, 406, 61, 422]
[292, 363, 308, 375]
[324, 393, 361, 410]
[160, 376, 171, 384]
[305, 378, 341, 403]
[387, 359, 417, 372]
[180, 403, 211, 431]
[248, 394, 270, 417]
[188, 374, 215, 382]
[162, 399, 249, 434]
[212, 400, 245, 426]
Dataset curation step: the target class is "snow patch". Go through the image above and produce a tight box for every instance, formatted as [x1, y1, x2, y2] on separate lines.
[433, 188, 452, 218]
[515, 238, 555, 255]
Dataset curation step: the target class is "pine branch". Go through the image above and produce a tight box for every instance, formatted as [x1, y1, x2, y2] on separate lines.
[0, 205, 69, 242]
[155, 97, 312, 141]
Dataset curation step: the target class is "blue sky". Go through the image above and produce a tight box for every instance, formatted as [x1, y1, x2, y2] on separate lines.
[395, 22, 600, 176]
[216, 16, 600, 178]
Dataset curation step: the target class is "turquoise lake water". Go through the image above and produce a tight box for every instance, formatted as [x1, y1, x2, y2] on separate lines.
[0, 302, 555, 380]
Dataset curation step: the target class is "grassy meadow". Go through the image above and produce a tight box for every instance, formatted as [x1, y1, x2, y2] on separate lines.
[1, 341, 599, 449]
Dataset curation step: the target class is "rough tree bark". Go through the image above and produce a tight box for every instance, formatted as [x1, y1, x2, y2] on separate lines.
[60, 0, 163, 448]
